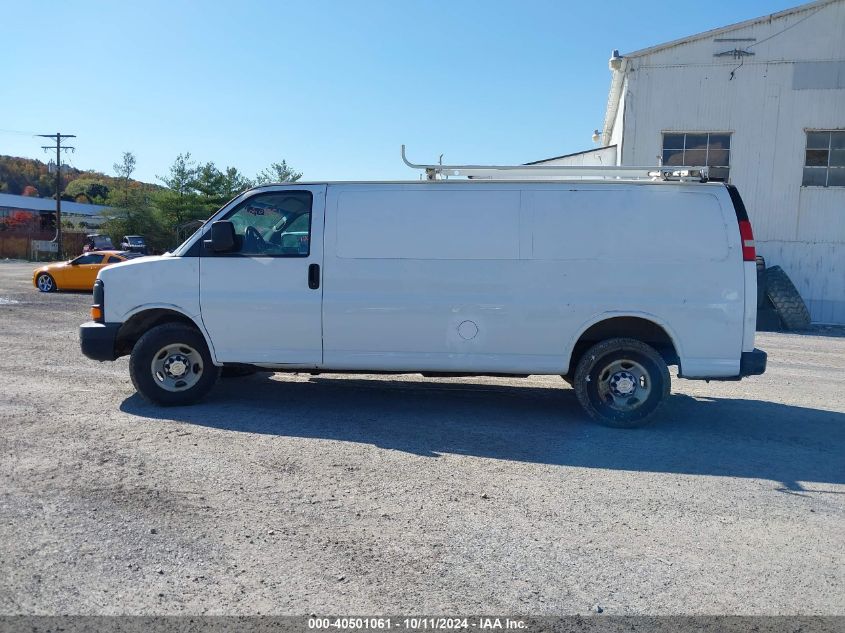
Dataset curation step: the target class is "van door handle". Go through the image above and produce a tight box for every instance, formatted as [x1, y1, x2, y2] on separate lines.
[308, 263, 320, 289]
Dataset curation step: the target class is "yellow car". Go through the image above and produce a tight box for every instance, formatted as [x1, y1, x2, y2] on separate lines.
[33, 250, 140, 292]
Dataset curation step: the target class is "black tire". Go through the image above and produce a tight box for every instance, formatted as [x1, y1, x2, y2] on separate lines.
[573, 338, 670, 428]
[765, 265, 811, 331]
[755, 256, 766, 309]
[129, 323, 220, 406]
[36, 273, 56, 293]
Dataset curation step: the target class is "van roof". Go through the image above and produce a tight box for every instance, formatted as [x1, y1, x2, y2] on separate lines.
[250, 179, 727, 188]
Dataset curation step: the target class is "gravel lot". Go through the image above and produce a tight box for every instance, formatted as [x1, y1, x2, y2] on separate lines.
[0, 260, 843, 616]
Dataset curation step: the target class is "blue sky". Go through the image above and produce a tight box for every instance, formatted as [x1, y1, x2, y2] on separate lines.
[1, 1, 800, 183]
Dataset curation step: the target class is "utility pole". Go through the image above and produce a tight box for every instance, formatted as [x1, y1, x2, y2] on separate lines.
[37, 133, 75, 258]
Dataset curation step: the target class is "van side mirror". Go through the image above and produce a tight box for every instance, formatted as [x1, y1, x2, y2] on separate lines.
[206, 221, 236, 253]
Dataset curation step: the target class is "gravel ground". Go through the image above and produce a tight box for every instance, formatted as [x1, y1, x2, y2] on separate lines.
[0, 261, 843, 616]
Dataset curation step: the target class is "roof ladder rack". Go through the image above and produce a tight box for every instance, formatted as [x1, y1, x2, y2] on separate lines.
[401, 145, 709, 182]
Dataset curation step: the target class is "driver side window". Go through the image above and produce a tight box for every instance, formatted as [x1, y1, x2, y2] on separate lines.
[217, 191, 313, 257]
[73, 254, 104, 265]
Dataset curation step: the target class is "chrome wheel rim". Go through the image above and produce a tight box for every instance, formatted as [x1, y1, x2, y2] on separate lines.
[37, 275, 53, 292]
[150, 343, 204, 392]
[596, 358, 651, 411]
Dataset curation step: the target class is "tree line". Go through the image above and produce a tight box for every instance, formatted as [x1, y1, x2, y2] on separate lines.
[1, 152, 302, 253]
[101, 152, 301, 252]
[0, 155, 119, 200]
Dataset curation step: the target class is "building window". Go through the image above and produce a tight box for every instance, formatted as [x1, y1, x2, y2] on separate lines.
[662, 132, 731, 182]
[803, 130, 845, 187]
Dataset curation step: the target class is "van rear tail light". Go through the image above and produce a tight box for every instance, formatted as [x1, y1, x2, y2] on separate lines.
[738, 220, 756, 261]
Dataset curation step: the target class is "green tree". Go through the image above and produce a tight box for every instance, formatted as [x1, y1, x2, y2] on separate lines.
[152, 151, 216, 249]
[102, 188, 171, 254]
[255, 160, 302, 184]
[113, 152, 137, 206]
[221, 166, 253, 199]
[155, 153, 204, 228]
[64, 178, 110, 203]
[37, 173, 56, 198]
[157, 152, 197, 195]
[102, 152, 169, 252]
[194, 162, 226, 211]
[113, 151, 137, 183]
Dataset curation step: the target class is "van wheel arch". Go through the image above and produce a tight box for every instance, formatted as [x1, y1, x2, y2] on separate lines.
[116, 309, 204, 358]
[567, 316, 679, 376]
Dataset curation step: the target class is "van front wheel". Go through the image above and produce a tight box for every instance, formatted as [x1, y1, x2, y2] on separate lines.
[129, 323, 220, 406]
[573, 338, 670, 428]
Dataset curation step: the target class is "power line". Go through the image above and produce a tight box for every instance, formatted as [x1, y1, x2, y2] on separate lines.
[0, 128, 39, 136]
[37, 133, 76, 258]
[747, 6, 824, 49]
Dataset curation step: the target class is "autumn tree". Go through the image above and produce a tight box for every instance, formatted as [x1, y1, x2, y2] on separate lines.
[0, 210, 38, 233]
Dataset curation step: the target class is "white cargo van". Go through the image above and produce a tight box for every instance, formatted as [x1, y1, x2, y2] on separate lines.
[80, 158, 766, 427]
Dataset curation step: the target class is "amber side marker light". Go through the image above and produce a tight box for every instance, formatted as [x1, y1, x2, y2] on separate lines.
[90, 305, 103, 321]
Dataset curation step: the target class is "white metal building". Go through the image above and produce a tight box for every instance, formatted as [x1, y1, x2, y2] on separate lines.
[0, 192, 107, 228]
[534, 0, 845, 323]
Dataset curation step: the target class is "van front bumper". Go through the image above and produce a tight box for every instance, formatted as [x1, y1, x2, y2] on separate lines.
[739, 348, 767, 377]
[79, 321, 120, 361]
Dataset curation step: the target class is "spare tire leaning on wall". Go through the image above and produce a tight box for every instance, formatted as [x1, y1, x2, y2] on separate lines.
[765, 265, 811, 331]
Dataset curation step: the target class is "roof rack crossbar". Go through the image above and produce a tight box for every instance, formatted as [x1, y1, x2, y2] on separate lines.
[401, 145, 709, 182]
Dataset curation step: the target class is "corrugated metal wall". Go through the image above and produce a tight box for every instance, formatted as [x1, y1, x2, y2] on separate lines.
[530, 146, 618, 166]
[617, 0, 845, 323]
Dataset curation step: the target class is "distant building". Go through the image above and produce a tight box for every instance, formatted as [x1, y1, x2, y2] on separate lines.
[533, 0, 845, 324]
[0, 192, 108, 230]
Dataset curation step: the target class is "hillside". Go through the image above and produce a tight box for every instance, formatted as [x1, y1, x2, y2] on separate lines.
[0, 155, 153, 204]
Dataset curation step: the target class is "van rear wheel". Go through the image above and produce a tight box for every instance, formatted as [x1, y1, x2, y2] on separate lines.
[129, 323, 220, 406]
[573, 338, 670, 428]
